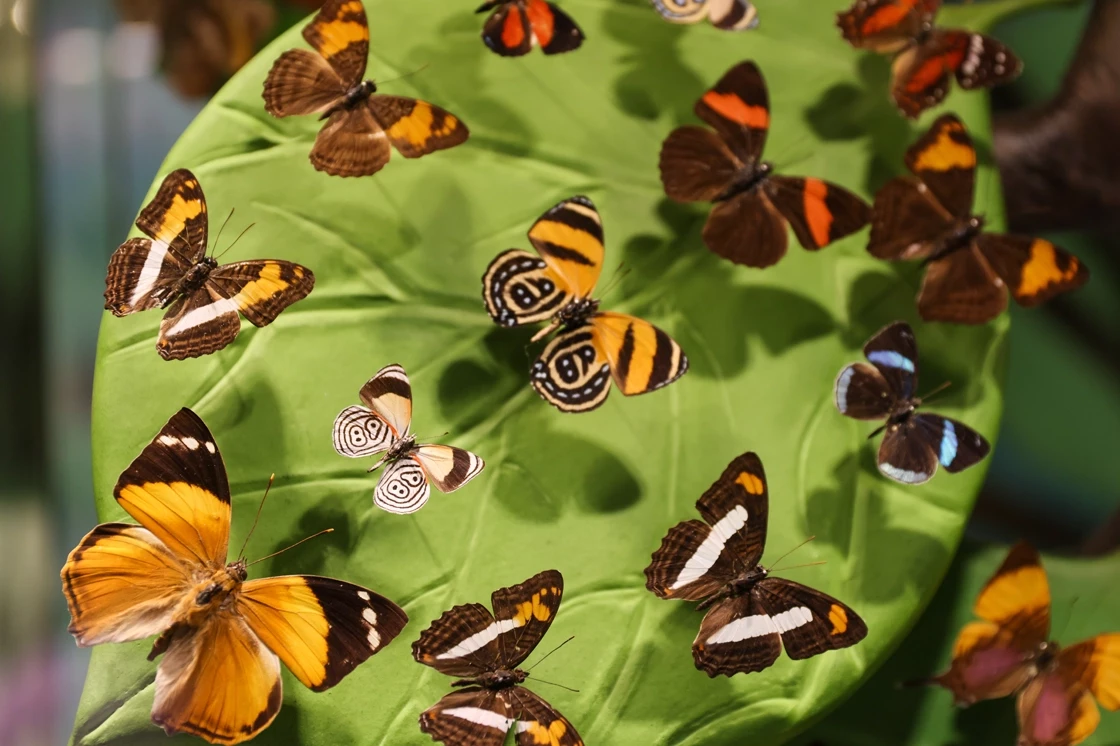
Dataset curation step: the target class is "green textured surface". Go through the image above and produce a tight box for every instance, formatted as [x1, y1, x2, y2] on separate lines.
[75, 0, 1022, 743]
[792, 542, 1120, 746]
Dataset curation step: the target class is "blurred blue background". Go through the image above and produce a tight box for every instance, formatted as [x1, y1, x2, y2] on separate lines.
[0, 1, 1115, 744]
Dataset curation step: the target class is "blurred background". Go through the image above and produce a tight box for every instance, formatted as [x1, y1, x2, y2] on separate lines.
[0, 1, 1115, 744]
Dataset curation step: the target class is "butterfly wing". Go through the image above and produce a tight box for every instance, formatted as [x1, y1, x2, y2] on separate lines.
[61, 523, 192, 647]
[702, 191, 789, 268]
[113, 408, 231, 567]
[374, 457, 431, 514]
[878, 418, 939, 484]
[526, 0, 584, 55]
[333, 406, 395, 457]
[589, 311, 689, 397]
[904, 113, 977, 219]
[1017, 671, 1100, 746]
[978, 234, 1090, 308]
[836, 0, 939, 53]
[706, 0, 759, 31]
[527, 195, 605, 301]
[490, 569, 565, 669]
[412, 444, 486, 493]
[649, 0, 708, 24]
[1058, 634, 1120, 713]
[867, 177, 956, 260]
[507, 687, 583, 746]
[301, 0, 368, 86]
[891, 34, 963, 118]
[835, 363, 895, 420]
[479, 0, 533, 57]
[262, 48, 346, 117]
[952, 31, 1023, 91]
[764, 175, 871, 251]
[206, 259, 315, 327]
[693, 594, 783, 676]
[237, 575, 408, 691]
[646, 452, 769, 601]
[695, 60, 769, 162]
[913, 413, 990, 474]
[156, 285, 243, 360]
[659, 125, 742, 203]
[352, 363, 411, 438]
[530, 323, 614, 413]
[917, 244, 1008, 324]
[930, 542, 1051, 703]
[310, 107, 392, 177]
[482, 249, 574, 327]
[754, 577, 868, 661]
[862, 320, 919, 401]
[413, 602, 504, 677]
[151, 614, 282, 744]
[368, 96, 470, 159]
[420, 687, 516, 746]
[134, 168, 209, 263]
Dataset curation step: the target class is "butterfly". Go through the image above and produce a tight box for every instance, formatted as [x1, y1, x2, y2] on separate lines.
[262, 0, 469, 177]
[481, 196, 689, 413]
[104, 168, 315, 360]
[60, 408, 408, 745]
[659, 61, 871, 268]
[648, 0, 760, 31]
[645, 452, 868, 676]
[869, 114, 1089, 324]
[914, 542, 1119, 746]
[835, 320, 990, 484]
[413, 569, 584, 746]
[475, 0, 584, 57]
[115, 0, 275, 98]
[836, 0, 1022, 118]
[332, 363, 485, 514]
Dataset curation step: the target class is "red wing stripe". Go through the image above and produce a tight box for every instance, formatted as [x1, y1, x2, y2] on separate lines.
[503, 5, 526, 49]
[526, 0, 555, 48]
[701, 91, 769, 128]
[803, 178, 833, 247]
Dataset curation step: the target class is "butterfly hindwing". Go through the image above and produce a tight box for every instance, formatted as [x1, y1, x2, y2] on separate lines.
[310, 107, 392, 177]
[933, 621, 1037, 705]
[113, 408, 231, 567]
[374, 457, 431, 514]
[482, 249, 573, 327]
[420, 688, 516, 746]
[1017, 670, 1101, 746]
[490, 569, 564, 669]
[834, 362, 895, 420]
[368, 95, 470, 159]
[878, 417, 941, 484]
[693, 593, 783, 676]
[479, 0, 533, 57]
[237, 575, 408, 691]
[104, 237, 190, 316]
[412, 445, 486, 493]
[507, 686, 583, 746]
[530, 323, 614, 413]
[706, 0, 759, 31]
[703, 191, 789, 268]
[754, 577, 868, 661]
[301, 0, 369, 86]
[917, 244, 1009, 324]
[764, 175, 871, 251]
[867, 176, 955, 261]
[156, 286, 245, 361]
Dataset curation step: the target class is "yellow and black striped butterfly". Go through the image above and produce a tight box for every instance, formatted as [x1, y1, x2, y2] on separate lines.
[482, 196, 689, 413]
[104, 168, 315, 360]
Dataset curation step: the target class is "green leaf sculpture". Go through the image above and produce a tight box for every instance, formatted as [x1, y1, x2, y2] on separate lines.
[75, 0, 1027, 743]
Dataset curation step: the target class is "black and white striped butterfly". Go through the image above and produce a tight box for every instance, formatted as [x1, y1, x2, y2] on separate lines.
[645, 452, 868, 676]
[332, 364, 485, 514]
[834, 321, 991, 485]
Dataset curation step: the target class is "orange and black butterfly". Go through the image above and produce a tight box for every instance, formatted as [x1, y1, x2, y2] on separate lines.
[649, 0, 759, 31]
[262, 0, 469, 177]
[869, 115, 1088, 324]
[61, 409, 408, 745]
[104, 168, 314, 360]
[475, 0, 584, 57]
[836, 0, 1022, 118]
[659, 61, 871, 269]
[413, 570, 583, 746]
[913, 542, 1119, 746]
[482, 196, 688, 413]
[645, 453, 868, 676]
[836, 321, 990, 485]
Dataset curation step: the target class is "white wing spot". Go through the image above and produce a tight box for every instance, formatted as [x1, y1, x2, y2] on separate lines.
[362, 607, 378, 625]
[357, 591, 370, 601]
[158, 435, 178, 447]
[181, 437, 200, 450]
[204, 442, 216, 454]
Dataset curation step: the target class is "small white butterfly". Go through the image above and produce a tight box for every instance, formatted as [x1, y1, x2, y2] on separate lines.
[333, 364, 485, 514]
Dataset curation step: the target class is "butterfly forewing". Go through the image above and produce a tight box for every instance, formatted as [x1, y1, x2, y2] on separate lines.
[589, 312, 688, 397]
[952, 31, 1022, 91]
[526, 0, 584, 55]
[208, 259, 315, 327]
[834, 363, 895, 420]
[913, 414, 991, 474]
[1057, 635, 1120, 712]
[238, 575, 408, 691]
[753, 577, 868, 660]
[975, 542, 1052, 640]
[649, 0, 708, 24]
[301, 0, 369, 86]
[862, 320, 919, 401]
[693, 594, 783, 676]
[490, 569, 564, 669]
[413, 602, 505, 678]
[358, 363, 413, 437]
[764, 175, 871, 251]
[368, 96, 470, 159]
[526, 196, 605, 301]
[413, 445, 485, 493]
[482, 249, 573, 327]
[836, 0, 939, 53]
[979, 234, 1090, 309]
[694, 61, 769, 162]
[374, 457, 431, 514]
[903, 114, 976, 219]
[134, 168, 209, 262]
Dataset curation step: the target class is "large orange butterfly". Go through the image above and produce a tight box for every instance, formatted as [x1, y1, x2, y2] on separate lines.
[916, 542, 1119, 745]
[61, 409, 408, 744]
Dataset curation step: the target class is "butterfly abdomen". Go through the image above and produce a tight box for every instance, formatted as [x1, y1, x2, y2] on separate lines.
[715, 163, 771, 202]
[169, 258, 218, 304]
[925, 216, 984, 264]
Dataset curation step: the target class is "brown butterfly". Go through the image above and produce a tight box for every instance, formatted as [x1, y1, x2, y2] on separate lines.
[913, 542, 1119, 746]
[104, 168, 315, 360]
[412, 570, 583, 745]
[869, 114, 1089, 324]
[837, 0, 1022, 118]
[61, 408, 408, 744]
[660, 61, 871, 269]
[645, 452, 868, 676]
[262, 0, 469, 177]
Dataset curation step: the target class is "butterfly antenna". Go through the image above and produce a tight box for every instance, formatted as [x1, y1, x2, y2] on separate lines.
[917, 381, 952, 406]
[377, 63, 431, 88]
[247, 528, 334, 567]
[1054, 596, 1081, 642]
[237, 473, 275, 561]
[527, 677, 580, 693]
[767, 536, 817, 571]
[597, 262, 629, 301]
[896, 675, 940, 690]
[211, 208, 235, 258]
[215, 222, 256, 261]
[770, 560, 828, 573]
[867, 423, 887, 440]
[526, 636, 575, 673]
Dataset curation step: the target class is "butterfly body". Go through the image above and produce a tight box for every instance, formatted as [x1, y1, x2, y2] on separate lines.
[450, 667, 528, 690]
[328, 78, 377, 116]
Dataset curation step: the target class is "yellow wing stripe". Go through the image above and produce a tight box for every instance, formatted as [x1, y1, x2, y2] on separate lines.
[523, 720, 568, 745]
[233, 262, 300, 309]
[315, 16, 368, 58]
[828, 604, 849, 636]
[514, 586, 557, 625]
[384, 101, 460, 150]
[736, 472, 764, 495]
[911, 122, 976, 173]
[155, 192, 206, 245]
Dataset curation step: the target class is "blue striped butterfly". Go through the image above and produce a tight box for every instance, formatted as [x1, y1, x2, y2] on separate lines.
[650, 0, 759, 30]
[834, 321, 990, 484]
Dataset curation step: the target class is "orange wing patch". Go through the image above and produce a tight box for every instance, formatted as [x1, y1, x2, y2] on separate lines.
[590, 312, 688, 396]
[736, 471, 764, 495]
[1016, 240, 1084, 300]
[802, 177, 833, 247]
[829, 604, 849, 635]
[116, 481, 230, 567]
[310, 2, 368, 58]
[504, 3, 528, 49]
[701, 91, 769, 129]
[515, 587, 556, 625]
[526, 0, 555, 47]
[910, 116, 976, 172]
[237, 579, 330, 690]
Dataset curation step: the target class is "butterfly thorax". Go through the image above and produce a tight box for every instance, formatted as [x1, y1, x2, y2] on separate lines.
[926, 216, 984, 264]
[385, 434, 417, 461]
[555, 297, 600, 330]
[1032, 640, 1061, 672]
[452, 668, 528, 690]
[167, 256, 217, 306]
[699, 566, 769, 610]
[715, 162, 773, 203]
[887, 398, 919, 425]
[340, 80, 377, 111]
